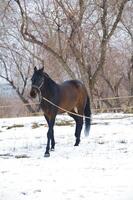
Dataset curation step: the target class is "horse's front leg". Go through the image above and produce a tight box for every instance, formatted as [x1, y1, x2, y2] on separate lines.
[44, 118, 55, 157]
[45, 116, 55, 150]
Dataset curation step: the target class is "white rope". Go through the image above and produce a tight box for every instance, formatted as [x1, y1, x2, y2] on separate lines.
[42, 97, 133, 120]
[42, 96, 91, 119]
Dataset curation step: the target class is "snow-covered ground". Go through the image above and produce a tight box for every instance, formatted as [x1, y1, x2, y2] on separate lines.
[0, 113, 133, 200]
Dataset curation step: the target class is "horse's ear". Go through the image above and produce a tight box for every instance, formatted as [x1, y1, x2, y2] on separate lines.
[34, 66, 37, 71]
[40, 66, 44, 72]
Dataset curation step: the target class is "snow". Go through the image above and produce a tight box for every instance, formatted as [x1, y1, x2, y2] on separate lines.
[0, 113, 133, 200]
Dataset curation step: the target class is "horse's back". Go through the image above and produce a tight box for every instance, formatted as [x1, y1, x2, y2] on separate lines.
[58, 80, 87, 113]
[61, 80, 85, 90]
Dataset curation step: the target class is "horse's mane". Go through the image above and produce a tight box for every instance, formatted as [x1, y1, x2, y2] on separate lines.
[43, 72, 50, 78]
[43, 72, 58, 86]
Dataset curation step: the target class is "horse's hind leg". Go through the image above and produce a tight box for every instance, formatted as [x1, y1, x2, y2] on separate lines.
[74, 116, 83, 146]
[69, 112, 83, 146]
[51, 132, 55, 151]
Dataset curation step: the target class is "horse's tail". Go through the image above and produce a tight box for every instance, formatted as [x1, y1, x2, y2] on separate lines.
[84, 96, 91, 136]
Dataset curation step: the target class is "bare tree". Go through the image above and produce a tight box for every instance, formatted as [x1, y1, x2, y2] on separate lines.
[14, 0, 129, 96]
[0, 0, 132, 115]
[121, 1, 133, 95]
[0, 1, 36, 113]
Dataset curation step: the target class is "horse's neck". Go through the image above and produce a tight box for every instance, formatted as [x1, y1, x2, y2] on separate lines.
[41, 76, 59, 98]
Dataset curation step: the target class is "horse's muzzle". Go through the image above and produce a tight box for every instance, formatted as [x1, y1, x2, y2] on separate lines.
[30, 88, 37, 98]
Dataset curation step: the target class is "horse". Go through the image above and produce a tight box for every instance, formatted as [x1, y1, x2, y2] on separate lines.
[30, 67, 91, 157]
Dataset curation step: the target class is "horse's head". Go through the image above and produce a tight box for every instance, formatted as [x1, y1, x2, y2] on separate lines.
[30, 66, 44, 98]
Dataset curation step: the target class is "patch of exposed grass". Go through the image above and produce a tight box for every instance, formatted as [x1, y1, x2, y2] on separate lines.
[0, 153, 13, 157]
[118, 140, 127, 144]
[31, 122, 46, 129]
[98, 140, 105, 145]
[55, 120, 73, 126]
[6, 124, 24, 129]
[32, 122, 40, 129]
[15, 154, 30, 159]
[31, 120, 73, 128]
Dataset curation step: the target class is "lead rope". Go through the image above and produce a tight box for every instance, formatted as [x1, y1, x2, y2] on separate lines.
[42, 96, 91, 119]
[40, 97, 133, 120]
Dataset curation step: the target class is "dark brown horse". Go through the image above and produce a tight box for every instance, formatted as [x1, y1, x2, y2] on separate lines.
[30, 67, 91, 157]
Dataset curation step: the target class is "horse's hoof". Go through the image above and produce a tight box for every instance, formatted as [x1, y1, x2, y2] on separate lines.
[44, 153, 50, 157]
[74, 142, 79, 146]
[74, 139, 80, 146]
[51, 148, 55, 151]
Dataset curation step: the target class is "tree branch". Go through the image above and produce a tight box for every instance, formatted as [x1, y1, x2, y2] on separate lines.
[107, 0, 129, 40]
[15, 0, 75, 78]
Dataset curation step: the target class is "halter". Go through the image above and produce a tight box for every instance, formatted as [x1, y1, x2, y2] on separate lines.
[31, 78, 44, 104]
[32, 78, 44, 91]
